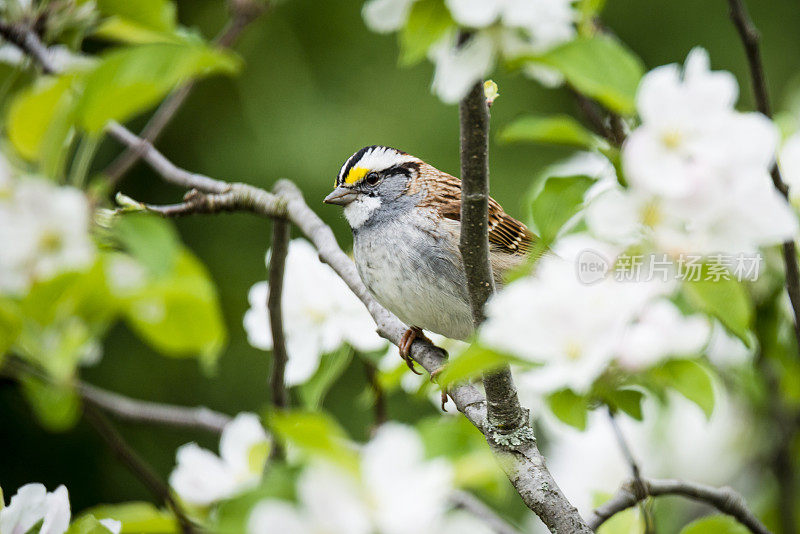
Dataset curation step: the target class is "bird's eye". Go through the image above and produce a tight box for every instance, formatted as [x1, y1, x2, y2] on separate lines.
[364, 172, 381, 186]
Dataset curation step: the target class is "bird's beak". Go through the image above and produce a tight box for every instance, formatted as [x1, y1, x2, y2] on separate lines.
[323, 186, 358, 206]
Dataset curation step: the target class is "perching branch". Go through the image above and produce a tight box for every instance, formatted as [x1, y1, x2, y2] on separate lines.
[587, 478, 771, 534]
[103, 0, 266, 187]
[450, 490, 523, 534]
[457, 67, 590, 532]
[727, 0, 800, 353]
[84, 406, 197, 534]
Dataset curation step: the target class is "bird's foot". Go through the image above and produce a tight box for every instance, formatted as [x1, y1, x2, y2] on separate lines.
[429, 367, 449, 412]
[399, 326, 430, 375]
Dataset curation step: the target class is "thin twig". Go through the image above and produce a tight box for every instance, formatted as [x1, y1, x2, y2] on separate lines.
[727, 0, 800, 352]
[103, 0, 267, 187]
[450, 490, 523, 534]
[268, 217, 290, 411]
[607, 408, 654, 534]
[587, 478, 771, 534]
[79, 382, 231, 434]
[5, 358, 231, 433]
[83, 406, 196, 534]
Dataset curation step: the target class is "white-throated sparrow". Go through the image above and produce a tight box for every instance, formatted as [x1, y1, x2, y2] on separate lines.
[325, 145, 536, 369]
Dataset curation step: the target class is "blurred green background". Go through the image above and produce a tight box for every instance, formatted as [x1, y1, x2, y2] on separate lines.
[2, 0, 800, 514]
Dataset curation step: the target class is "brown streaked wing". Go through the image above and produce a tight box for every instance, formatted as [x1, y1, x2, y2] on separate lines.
[417, 166, 535, 256]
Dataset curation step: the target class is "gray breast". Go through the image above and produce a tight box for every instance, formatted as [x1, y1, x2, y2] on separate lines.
[353, 214, 474, 340]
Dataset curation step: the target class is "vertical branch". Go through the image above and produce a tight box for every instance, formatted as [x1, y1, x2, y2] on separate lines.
[727, 0, 800, 352]
[268, 218, 290, 410]
[456, 48, 591, 533]
[458, 75, 527, 438]
[83, 406, 195, 534]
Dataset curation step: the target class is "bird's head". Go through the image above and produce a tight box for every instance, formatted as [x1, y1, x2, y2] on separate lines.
[324, 145, 423, 229]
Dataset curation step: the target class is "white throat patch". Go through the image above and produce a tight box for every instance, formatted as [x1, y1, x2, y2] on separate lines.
[344, 195, 382, 229]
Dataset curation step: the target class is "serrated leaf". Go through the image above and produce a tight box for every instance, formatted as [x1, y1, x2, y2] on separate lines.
[76, 42, 241, 132]
[298, 346, 352, 410]
[547, 388, 589, 430]
[651, 359, 715, 418]
[679, 515, 749, 534]
[536, 35, 644, 115]
[683, 267, 752, 344]
[399, 0, 454, 66]
[83, 503, 178, 533]
[437, 343, 531, 387]
[529, 174, 595, 244]
[269, 410, 359, 473]
[501, 115, 602, 149]
[93, 17, 182, 44]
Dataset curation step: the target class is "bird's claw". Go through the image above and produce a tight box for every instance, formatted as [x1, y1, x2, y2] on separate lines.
[399, 326, 430, 375]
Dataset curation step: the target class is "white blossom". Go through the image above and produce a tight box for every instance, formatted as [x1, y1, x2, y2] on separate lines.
[538, 388, 751, 517]
[480, 236, 679, 394]
[0, 484, 118, 534]
[243, 239, 386, 386]
[617, 299, 710, 371]
[0, 176, 95, 295]
[588, 48, 798, 255]
[169, 413, 270, 507]
[363, 0, 577, 103]
[362, 0, 417, 33]
[248, 423, 476, 534]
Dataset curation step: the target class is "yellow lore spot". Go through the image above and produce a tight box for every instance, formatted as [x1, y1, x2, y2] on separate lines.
[344, 166, 368, 185]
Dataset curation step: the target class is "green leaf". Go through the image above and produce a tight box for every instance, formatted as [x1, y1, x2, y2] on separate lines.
[114, 214, 179, 277]
[604, 387, 645, 421]
[683, 267, 753, 344]
[76, 42, 241, 132]
[94, 0, 177, 33]
[269, 410, 359, 473]
[501, 115, 603, 149]
[7, 75, 76, 173]
[20, 376, 81, 432]
[67, 515, 115, 534]
[547, 389, 589, 430]
[651, 359, 715, 418]
[679, 516, 749, 534]
[122, 250, 226, 364]
[437, 343, 531, 387]
[93, 17, 182, 44]
[399, 0, 454, 66]
[83, 502, 178, 533]
[529, 174, 595, 244]
[298, 346, 353, 410]
[537, 35, 644, 115]
[0, 300, 22, 359]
